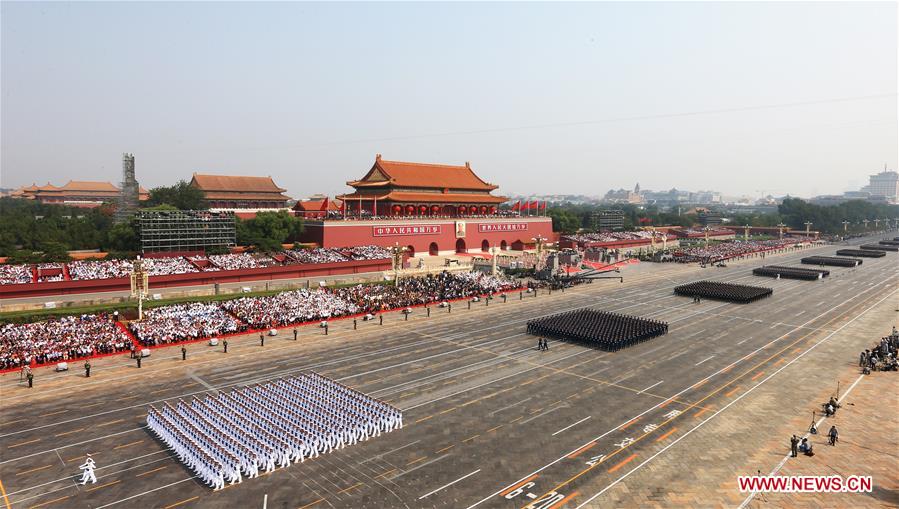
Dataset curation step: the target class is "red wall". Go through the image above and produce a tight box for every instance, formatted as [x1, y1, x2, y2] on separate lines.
[301, 218, 554, 255]
[0, 259, 392, 299]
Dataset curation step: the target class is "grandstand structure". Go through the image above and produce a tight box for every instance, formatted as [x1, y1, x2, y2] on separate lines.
[139, 210, 237, 253]
[302, 155, 553, 256]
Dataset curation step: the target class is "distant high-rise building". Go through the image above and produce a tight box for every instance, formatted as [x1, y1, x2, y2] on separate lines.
[863, 165, 899, 203]
[115, 153, 141, 223]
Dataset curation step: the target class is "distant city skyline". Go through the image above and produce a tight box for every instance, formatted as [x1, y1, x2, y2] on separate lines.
[2, 2, 896, 199]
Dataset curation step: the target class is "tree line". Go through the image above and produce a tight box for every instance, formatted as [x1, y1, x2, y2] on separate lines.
[0, 180, 303, 261]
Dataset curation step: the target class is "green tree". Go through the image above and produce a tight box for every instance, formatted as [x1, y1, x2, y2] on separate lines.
[106, 221, 139, 252]
[236, 211, 303, 252]
[147, 181, 207, 210]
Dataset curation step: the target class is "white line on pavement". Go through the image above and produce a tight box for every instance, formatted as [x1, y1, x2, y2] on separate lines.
[419, 469, 481, 499]
[552, 416, 592, 436]
[637, 381, 664, 394]
[694, 356, 715, 366]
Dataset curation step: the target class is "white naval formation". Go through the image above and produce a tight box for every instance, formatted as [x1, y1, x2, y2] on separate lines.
[147, 372, 403, 489]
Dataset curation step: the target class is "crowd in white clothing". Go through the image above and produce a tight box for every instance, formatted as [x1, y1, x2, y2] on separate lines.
[0, 314, 131, 370]
[222, 289, 358, 329]
[128, 303, 245, 346]
[287, 248, 349, 264]
[208, 253, 278, 270]
[0, 264, 32, 285]
[342, 246, 391, 260]
[141, 257, 199, 276]
[146, 373, 402, 489]
[672, 239, 799, 263]
[36, 263, 64, 282]
[68, 259, 133, 280]
[563, 231, 659, 244]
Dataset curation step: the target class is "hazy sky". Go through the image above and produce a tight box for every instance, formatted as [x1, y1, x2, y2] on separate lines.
[2, 2, 896, 200]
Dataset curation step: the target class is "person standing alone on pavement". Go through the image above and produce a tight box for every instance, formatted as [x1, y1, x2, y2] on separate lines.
[790, 434, 799, 457]
[828, 425, 839, 446]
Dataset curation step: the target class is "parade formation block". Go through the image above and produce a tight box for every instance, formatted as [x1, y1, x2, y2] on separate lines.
[801, 256, 862, 268]
[752, 265, 829, 281]
[674, 281, 773, 304]
[527, 309, 668, 351]
[147, 373, 402, 489]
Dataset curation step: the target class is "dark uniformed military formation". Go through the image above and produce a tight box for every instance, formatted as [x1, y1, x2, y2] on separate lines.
[859, 243, 899, 252]
[835, 249, 886, 258]
[801, 256, 862, 268]
[147, 372, 402, 490]
[674, 281, 773, 304]
[527, 309, 668, 351]
[752, 265, 829, 281]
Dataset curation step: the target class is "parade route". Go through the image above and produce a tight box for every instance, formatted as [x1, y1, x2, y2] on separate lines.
[1, 236, 896, 509]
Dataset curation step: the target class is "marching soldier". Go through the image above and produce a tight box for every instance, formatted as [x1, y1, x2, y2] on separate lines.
[260, 333, 265, 347]
[293, 329, 298, 341]
[84, 361, 91, 378]
[223, 340, 228, 353]
[26, 371, 34, 388]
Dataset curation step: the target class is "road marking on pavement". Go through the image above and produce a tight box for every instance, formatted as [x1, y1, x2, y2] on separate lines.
[694, 356, 715, 366]
[26, 494, 70, 509]
[163, 496, 199, 509]
[406, 457, 427, 466]
[135, 466, 167, 477]
[296, 498, 324, 509]
[85, 480, 121, 492]
[436, 445, 455, 454]
[638, 381, 663, 394]
[114, 440, 144, 450]
[552, 416, 591, 436]
[462, 434, 480, 443]
[38, 410, 67, 418]
[8, 438, 41, 449]
[54, 428, 85, 438]
[97, 419, 125, 427]
[618, 418, 639, 431]
[374, 469, 397, 479]
[500, 474, 539, 496]
[415, 415, 434, 424]
[0, 419, 25, 427]
[419, 469, 481, 500]
[607, 454, 637, 473]
[359, 440, 420, 464]
[489, 397, 533, 415]
[0, 477, 9, 509]
[486, 425, 504, 434]
[337, 483, 363, 495]
[567, 442, 597, 459]
[724, 386, 741, 397]
[548, 491, 579, 509]
[750, 371, 765, 381]
[15, 465, 52, 476]
[693, 407, 710, 419]
[654, 427, 678, 443]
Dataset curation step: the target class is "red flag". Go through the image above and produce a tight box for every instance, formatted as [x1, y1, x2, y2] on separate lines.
[530, 200, 539, 210]
[319, 197, 329, 211]
[521, 201, 530, 212]
[540, 201, 547, 210]
[511, 201, 521, 212]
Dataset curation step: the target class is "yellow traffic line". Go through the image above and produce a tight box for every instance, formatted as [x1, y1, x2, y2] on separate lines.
[54, 428, 85, 438]
[27, 494, 70, 509]
[85, 479, 120, 492]
[114, 439, 144, 450]
[336, 483, 363, 495]
[135, 466, 168, 477]
[163, 496, 199, 509]
[0, 476, 11, 509]
[8, 438, 41, 449]
[15, 465, 52, 476]
[296, 498, 324, 509]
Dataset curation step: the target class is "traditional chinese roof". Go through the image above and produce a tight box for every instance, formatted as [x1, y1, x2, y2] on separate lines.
[347, 154, 499, 191]
[336, 190, 507, 204]
[61, 181, 119, 192]
[191, 174, 289, 195]
[293, 199, 341, 211]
